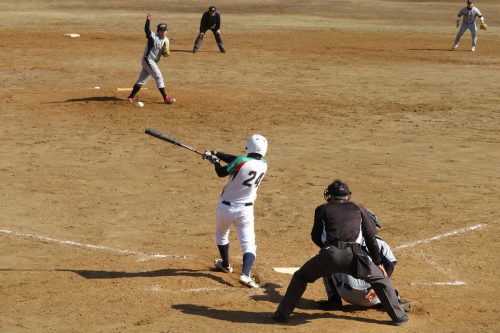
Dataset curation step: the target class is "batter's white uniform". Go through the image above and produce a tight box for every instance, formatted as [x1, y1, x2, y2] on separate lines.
[215, 156, 267, 256]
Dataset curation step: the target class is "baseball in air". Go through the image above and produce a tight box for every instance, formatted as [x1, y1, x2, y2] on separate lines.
[137, 101, 144, 107]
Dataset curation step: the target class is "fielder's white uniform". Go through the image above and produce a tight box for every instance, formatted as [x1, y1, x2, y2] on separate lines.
[216, 156, 267, 256]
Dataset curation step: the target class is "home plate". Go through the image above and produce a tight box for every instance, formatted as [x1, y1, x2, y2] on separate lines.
[273, 267, 300, 274]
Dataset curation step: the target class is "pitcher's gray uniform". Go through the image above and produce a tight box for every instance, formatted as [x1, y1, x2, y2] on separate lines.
[452, 0, 485, 51]
[128, 13, 175, 104]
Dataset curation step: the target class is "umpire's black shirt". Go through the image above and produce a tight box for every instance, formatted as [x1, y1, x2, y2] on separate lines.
[311, 200, 382, 265]
[200, 11, 221, 31]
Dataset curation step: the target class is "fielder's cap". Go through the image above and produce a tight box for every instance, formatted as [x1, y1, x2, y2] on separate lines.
[157, 23, 168, 31]
[209, 5, 216, 12]
[467, 0, 474, 3]
[329, 179, 351, 197]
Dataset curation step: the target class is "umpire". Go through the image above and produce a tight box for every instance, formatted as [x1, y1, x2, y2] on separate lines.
[192, 5, 226, 53]
[272, 179, 408, 326]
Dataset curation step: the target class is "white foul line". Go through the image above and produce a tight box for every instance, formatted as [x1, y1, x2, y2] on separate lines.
[410, 281, 466, 286]
[0, 228, 191, 260]
[395, 223, 487, 251]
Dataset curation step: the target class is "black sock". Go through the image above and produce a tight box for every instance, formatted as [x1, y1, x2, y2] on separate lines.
[217, 244, 230, 267]
[128, 84, 141, 99]
[159, 87, 167, 99]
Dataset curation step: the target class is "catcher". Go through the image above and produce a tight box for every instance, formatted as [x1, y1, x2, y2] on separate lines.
[128, 13, 175, 105]
[452, 0, 487, 52]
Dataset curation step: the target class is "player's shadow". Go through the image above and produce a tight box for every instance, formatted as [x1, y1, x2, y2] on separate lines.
[56, 268, 233, 286]
[251, 283, 318, 310]
[170, 49, 195, 53]
[171, 304, 387, 326]
[408, 48, 457, 51]
[48, 96, 123, 103]
[253, 283, 374, 312]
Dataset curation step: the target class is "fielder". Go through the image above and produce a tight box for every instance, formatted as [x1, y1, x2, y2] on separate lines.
[452, 0, 487, 52]
[202, 135, 268, 288]
[192, 5, 226, 53]
[128, 13, 175, 105]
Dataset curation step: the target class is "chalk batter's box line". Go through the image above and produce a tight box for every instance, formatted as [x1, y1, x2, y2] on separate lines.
[0, 222, 491, 263]
[0, 228, 191, 260]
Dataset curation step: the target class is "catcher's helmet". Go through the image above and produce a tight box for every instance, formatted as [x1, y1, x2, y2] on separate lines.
[324, 179, 351, 201]
[245, 134, 268, 157]
[157, 23, 168, 32]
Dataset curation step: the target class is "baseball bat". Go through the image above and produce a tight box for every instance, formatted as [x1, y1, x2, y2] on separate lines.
[145, 128, 204, 155]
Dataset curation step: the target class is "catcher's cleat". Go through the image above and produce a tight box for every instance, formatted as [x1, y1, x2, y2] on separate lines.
[214, 259, 233, 273]
[164, 96, 176, 104]
[239, 274, 259, 288]
[471, 46, 476, 52]
[128, 97, 137, 103]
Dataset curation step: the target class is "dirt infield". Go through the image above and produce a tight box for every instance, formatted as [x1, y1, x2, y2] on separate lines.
[1, 0, 499, 332]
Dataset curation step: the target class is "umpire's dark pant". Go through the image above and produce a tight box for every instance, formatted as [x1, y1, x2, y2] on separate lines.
[277, 246, 406, 321]
[194, 24, 225, 51]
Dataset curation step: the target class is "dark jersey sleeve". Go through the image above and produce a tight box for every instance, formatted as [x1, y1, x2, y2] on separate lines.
[145, 19, 152, 38]
[214, 163, 229, 177]
[311, 205, 325, 248]
[199, 12, 208, 31]
[214, 152, 237, 164]
[359, 207, 382, 265]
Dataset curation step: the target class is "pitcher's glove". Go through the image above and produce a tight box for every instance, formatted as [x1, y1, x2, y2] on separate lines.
[480, 22, 488, 30]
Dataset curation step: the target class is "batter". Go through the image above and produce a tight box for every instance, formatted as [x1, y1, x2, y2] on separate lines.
[203, 134, 268, 288]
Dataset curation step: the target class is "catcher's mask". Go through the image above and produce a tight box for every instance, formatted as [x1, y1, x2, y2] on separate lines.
[157, 23, 168, 32]
[324, 179, 351, 201]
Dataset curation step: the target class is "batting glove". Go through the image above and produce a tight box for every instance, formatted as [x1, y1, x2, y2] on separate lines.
[202, 151, 212, 160]
[208, 155, 220, 165]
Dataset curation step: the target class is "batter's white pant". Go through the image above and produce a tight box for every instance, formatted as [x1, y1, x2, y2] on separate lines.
[454, 23, 478, 48]
[215, 202, 256, 256]
[135, 57, 165, 89]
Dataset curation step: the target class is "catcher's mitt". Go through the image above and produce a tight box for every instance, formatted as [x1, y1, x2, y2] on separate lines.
[480, 22, 488, 30]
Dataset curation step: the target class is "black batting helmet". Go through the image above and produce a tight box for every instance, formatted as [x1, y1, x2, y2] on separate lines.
[324, 179, 351, 201]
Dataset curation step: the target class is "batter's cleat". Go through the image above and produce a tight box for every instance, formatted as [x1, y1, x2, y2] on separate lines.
[272, 311, 289, 323]
[192, 47, 198, 53]
[164, 96, 176, 104]
[451, 44, 458, 50]
[128, 97, 137, 103]
[214, 259, 233, 273]
[220, 48, 226, 53]
[392, 314, 409, 326]
[239, 274, 259, 288]
[471, 46, 476, 52]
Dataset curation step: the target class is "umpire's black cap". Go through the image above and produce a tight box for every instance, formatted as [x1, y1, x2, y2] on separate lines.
[209, 5, 217, 12]
[324, 179, 351, 201]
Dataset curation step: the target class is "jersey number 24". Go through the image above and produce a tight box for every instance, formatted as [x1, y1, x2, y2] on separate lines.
[242, 171, 265, 187]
